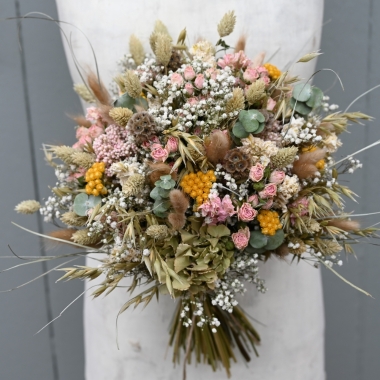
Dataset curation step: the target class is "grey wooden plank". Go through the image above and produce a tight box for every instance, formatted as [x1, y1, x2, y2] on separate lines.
[0, 1, 55, 379]
[315, 1, 380, 379]
[16, 0, 86, 379]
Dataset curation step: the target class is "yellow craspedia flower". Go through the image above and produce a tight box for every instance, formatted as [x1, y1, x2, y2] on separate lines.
[257, 210, 282, 236]
[264, 63, 281, 81]
[180, 170, 216, 205]
[85, 162, 107, 196]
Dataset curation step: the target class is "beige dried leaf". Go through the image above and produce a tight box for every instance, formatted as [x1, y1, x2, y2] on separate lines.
[71, 229, 100, 245]
[225, 87, 245, 114]
[124, 70, 142, 98]
[246, 79, 266, 105]
[73, 83, 95, 103]
[60, 211, 88, 227]
[217, 10, 236, 38]
[155, 33, 173, 67]
[297, 51, 322, 63]
[109, 107, 134, 127]
[271, 146, 298, 168]
[71, 151, 95, 169]
[129, 34, 145, 66]
[15, 200, 41, 214]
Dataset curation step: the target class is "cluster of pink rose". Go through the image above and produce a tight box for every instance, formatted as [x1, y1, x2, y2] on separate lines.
[149, 136, 179, 162]
[73, 107, 104, 149]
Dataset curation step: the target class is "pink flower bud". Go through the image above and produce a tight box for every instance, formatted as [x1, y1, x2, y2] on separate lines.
[243, 67, 259, 82]
[269, 170, 285, 184]
[238, 203, 258, 222]
[184, 66, 196, 80]
[249, 163, 265, 182]
[88, 125, 104, 139]
[171, 73, 184, 86]
[185, 82, 194, 95]
[266, 97, 277, 111]
[262, 198, 274, 210]
[76, 126, 89, 139]
[165, 136, 179, 153]
[232, 227, 250, 250]
[248, 194, 259, 206]
[259, 183, 277, 198]
[194, 74, 205, 89]
[151, 145, 169, 162]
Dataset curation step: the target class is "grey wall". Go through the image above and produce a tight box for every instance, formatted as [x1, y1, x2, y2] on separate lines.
[0, 1, 379, 380]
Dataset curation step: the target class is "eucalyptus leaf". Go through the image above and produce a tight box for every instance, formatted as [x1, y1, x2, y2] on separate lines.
[232, 121, 249, 139]
[154, 199, 171, 213]
[290, 97, 312, 115]
[243, 119, 259, 133]
[114, 92, 136, 109]
[265, 229, 285, 250]
[150, 187, 161, 200]
[254, 122, 266, 134]
[292, 83, 312, 102]
[158, 187, 171, 198]
[73, 193, 102, 217]
[306, 87, 323, 108]
[249, 230, 268, 249]
[154, 210, 168, 218]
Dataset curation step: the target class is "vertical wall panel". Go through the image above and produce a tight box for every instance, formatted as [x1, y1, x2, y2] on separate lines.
[1, 1, 380, 379]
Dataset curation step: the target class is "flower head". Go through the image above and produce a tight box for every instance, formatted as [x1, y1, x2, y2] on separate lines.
[231, 227, 250, 250]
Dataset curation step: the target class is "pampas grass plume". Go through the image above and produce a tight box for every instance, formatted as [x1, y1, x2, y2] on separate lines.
[327, 219, 360, 231]
[169, 190, 189, 214]
[234, 35, 246, 53]
[168, 212, 186, 230]
[87, 72, 111, 105]
[292, 149, 325, 179]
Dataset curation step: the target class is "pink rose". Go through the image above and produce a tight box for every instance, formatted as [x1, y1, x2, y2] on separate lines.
[86, 106, 102, 122]
[205, 67, 218, 80]
[289, 197, 309, 224]
[261, 75, 270, 85]
[198, 194, 236, 225]
[185, 82, 194, 95]
[262, 198, 274, 210]
[248, 194, 259, 206]
[259, 183, 277, 198]
[266, 97, 277, 111]
[243, 67, 259, 82]
[151, 144, 169, 162]
[73, 135, 92, 150]
[231, 227, 250, 250]
[184, 66, 196, 80]
[194, 74, 205, 89]
[249, 163, 265, 182]
[238, 203, 258, 222]
[76, 126, 89, 139]
[218, 51, 251, 70]
[88, 125, 104, 139]
[171, 73, 184, 86]
[269, 170, 285, 184]
[187, 97, 198, 106]
[165, 137, 178, 153]
[66, 167, 86, 182]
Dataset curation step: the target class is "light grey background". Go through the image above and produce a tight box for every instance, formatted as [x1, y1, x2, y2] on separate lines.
[0, 1, 379, 379]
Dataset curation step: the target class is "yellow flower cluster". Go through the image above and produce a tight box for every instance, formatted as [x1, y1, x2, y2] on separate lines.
[257, 210, 282, 236]
[264, 63, 281, 80]
[180, 170, 217, 205]
[302, 146, 325, 170]
[85, 162, 108, 196]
